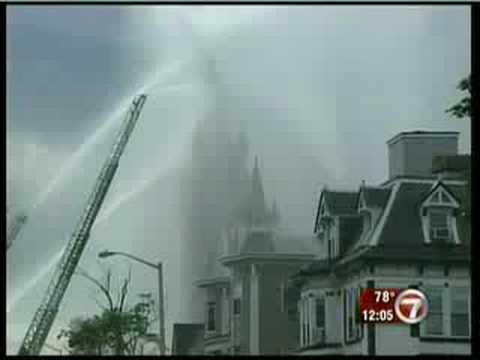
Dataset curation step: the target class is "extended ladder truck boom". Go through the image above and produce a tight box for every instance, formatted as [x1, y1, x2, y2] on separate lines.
[7, 212, 28, 252]
[18, 94, 147, 355]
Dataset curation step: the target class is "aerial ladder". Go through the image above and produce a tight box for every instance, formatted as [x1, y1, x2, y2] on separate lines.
[7, 211, 28, 252]
[18, 94, 147, 355]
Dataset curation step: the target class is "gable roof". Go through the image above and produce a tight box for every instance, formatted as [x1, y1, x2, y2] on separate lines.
[314, 190, 357, 232]
[307, 181, 470, 275]
[357, 187, 391, 209]
[323, 191, 358, 216]
[419, 180, 461, 206]
[338, 216, 363, 255]
[375, 182, 470, 249]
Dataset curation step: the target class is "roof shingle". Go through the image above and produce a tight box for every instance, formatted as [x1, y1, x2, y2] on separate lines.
[324, 191, 357, 215]
[361, 187, 391, 209]
[376, 182, 470, 250]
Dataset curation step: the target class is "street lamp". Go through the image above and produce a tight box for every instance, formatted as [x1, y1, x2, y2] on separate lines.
[98, 250, 166, 355]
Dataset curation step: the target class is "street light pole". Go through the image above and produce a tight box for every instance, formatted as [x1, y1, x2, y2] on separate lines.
[157, 262, 166, 356]
[98, 250, 166, 355]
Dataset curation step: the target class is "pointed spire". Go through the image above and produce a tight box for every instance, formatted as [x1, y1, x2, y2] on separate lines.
[253, 155, 260, 178]
[270, 199, 281, 226]
[249, 156, 268, 227]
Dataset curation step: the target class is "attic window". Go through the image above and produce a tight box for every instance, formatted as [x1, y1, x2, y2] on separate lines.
[429, 209, 451, 242]
[421, 185, 460, 245]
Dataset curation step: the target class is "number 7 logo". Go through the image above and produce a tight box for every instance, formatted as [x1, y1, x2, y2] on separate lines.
[394, 289, 429, 325]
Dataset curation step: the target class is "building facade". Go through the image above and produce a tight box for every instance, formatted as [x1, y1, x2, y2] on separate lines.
[171, 323, 204, 355]
[294, 131, 471, 355]
[196, 157, 314, 355]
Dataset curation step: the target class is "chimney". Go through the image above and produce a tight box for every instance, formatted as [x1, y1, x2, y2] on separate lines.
[432, 154, 470, 179]
[386, 131, 459, 179]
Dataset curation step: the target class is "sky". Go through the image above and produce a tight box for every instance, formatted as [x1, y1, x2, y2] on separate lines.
[6, 5, 471, 354]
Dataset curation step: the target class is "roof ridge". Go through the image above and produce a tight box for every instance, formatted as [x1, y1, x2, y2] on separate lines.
[324, 189, 357, 194]
[364, 185, 389, 191]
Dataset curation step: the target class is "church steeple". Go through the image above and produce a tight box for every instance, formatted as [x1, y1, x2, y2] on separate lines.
[270, 199, 281, 226]
[249, 156, 268, 227]
[238, 156, 276, 254]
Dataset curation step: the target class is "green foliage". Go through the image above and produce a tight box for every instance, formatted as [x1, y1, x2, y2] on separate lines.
[446, 75, 471, 119]
[445, 75, 471, 222]
[58, 269, 157, 355]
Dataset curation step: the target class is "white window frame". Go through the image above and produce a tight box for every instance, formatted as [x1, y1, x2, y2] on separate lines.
[207, 302, 217, 332]
[331, 223, 338, 259]
[422, 286, 445, 337]
[450, 286, 471, 338]
[420, 286, 471, 339]
[345, 287, 362, 342]
[315, 198, 330, 236]
[299, 290, 327, 347]
[420, 186, 460, 245]
[222, 288, 230, 335]
[322, 218, 339, 260]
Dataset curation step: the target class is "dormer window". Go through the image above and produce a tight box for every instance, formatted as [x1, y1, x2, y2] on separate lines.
[429, 208, 451, 242]
[315, 194, 331, 234]
[357, 188, 374, 239]
[421, 183, 460, 245]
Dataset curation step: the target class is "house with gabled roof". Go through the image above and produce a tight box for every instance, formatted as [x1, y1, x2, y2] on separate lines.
[293, 131, 471, 356]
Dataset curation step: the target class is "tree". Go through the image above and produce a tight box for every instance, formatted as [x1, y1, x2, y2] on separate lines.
[58, 268, 157, 355]
[445, 75, 471, 222]
[446, 75, 471, 119]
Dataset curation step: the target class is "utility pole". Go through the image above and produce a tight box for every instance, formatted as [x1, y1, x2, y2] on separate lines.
[157, 262, 166, 355]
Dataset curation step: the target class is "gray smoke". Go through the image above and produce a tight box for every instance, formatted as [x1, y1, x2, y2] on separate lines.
[6, 6, 470, 354]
